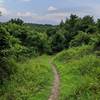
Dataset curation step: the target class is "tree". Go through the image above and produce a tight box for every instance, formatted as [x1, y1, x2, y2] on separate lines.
[46, 28, 56, 37]
[50, 31, 66, 53]
[70, 31, 90, 47]
[0, 26, 17, 84]
[97, 19, 100, 33]
[79, 15, 95, 32]
[9, 18, 24, 25]
[90, 34, 100, 50]
[59, 20, 64, 28]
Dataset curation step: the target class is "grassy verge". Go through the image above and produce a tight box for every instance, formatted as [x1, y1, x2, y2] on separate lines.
[53, 45, 100, 100]
[0, 55, 53, 100]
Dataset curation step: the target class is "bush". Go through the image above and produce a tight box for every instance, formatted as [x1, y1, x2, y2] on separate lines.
[70, 31, 90, 47]
[89, 34, 100, 50]
[0, 57, 17, 84]
[53, 45, 93, 63]
[0, 55, 53, 100]
[53, 46, 100, 100]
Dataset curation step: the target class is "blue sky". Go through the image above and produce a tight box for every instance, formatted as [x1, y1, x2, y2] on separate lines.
[0, 0, 100, 24]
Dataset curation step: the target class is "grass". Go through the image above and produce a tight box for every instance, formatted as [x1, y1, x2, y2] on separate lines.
[0, 55, 53, 100]
[53, 45, 100, 100]
[1, 45, 100, 100]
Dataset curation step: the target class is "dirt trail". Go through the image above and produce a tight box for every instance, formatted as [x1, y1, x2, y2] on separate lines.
[48, 64, 60, 100]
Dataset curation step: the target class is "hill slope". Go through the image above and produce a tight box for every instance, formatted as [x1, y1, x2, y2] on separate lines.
[53, 45, 100, 100]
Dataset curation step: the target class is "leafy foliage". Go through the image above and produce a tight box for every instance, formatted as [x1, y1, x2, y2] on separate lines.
[0, 55, 53, 100]
[70, 31, 90, 47]
[0, 14, 100, 99]
[53, 46, 100, 100]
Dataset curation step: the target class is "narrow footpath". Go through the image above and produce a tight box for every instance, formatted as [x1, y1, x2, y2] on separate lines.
[48, 64, 60, 100]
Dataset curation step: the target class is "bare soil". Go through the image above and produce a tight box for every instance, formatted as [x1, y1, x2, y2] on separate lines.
[48, 64, 60, 100]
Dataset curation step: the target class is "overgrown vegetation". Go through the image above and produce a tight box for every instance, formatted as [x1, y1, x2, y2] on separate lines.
[0, 14, 100, 99]
[0, 55, 53, 100]
[53, 46, 100, 100]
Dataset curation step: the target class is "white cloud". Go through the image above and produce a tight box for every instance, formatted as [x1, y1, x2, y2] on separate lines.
[20, 0, 31, 2]
[17, 12, 37, 17]
[92, 6, 100, 18]
[32, 12, 68, 24]
[48, 6, 57, 11]
[0, 7, 8, 15]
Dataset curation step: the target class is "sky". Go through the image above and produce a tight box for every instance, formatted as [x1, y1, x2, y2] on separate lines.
[0, 0, 100, 24]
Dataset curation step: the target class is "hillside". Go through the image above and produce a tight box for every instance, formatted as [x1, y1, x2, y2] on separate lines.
[0, 15, 100, 100]
[53, 45, 100, 100]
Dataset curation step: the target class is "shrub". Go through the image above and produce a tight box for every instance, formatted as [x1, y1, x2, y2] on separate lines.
[53, 46, 100, 100]
[89, 34, 100, 50]
[0, 57, 17, 84]
[70, 31, 90, 47]
[53, 45, 93, 63]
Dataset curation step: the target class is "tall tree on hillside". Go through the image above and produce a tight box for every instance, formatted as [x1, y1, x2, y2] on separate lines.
[80, 15, 96, 33]
[64, 14, 80, 41]
[97, 19, 100, 33]
[59, 20, 64, 28]
[9, 18, 24, 25]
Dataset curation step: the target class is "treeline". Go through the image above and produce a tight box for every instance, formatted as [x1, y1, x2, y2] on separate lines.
[47, 14, 100, 53]
[0, 18, 55, 84]
[0, 14, 100, 84]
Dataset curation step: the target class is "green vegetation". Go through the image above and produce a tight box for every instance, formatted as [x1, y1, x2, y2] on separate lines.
[0, 55, 53, 100]
[0, 14, 100, 99]
[53, 46, 100, 100]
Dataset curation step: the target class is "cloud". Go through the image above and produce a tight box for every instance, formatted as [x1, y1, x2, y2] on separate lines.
[42, 13, 67, 20]
[17, 12, 32, 17]
[31, 12, 68, 24]
[48, 6, 57, 11]
[31, 5, 99, 24]
[1, 1, 100, 25]
[92, 6, 100, 18]
[0, 7, 8, 15]
[17, 11, 37, 17]
[13, 5, 100, 24]
[19, 0, 31, 2]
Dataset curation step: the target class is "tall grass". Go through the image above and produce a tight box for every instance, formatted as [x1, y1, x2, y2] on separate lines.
[53, 45, 100, 100]
[53, 45, 93, 63]
[0, 55, 53, 100]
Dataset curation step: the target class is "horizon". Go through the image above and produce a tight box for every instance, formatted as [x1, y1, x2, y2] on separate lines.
[0, 0, 100, 24]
